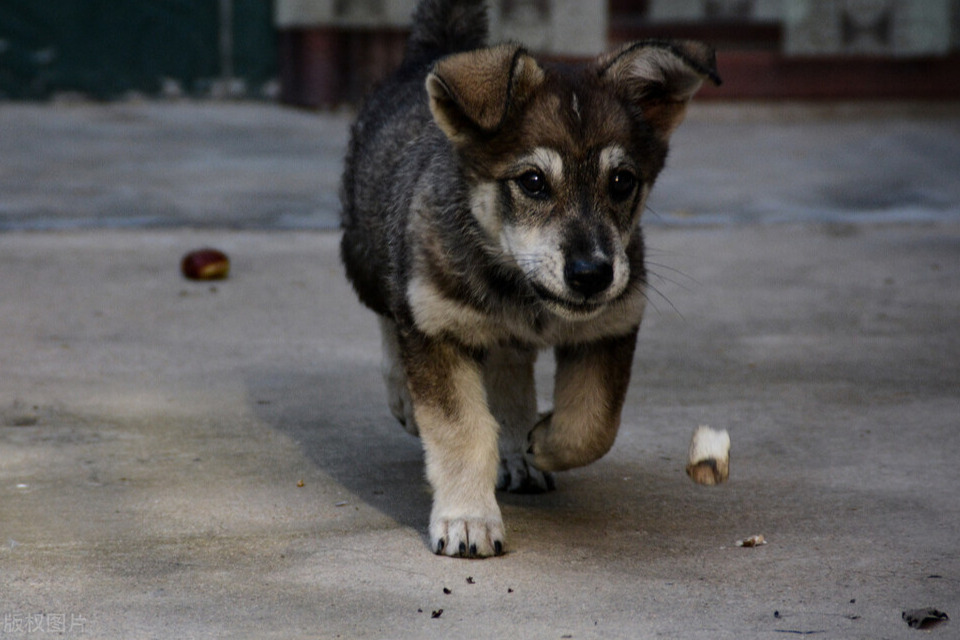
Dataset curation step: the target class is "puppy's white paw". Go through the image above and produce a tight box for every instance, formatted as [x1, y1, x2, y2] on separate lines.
[497, 453, 555, 494]
[431, 511, 505, 558]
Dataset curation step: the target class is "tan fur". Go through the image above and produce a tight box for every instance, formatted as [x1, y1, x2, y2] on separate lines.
[407, 273, 647, 349]
[403, 335, 504, 556]
[528, 333, 638, 471]
[469, 182, 502, 238]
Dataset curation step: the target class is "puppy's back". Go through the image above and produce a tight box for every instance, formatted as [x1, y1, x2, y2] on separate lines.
[340, 0, 489, 315]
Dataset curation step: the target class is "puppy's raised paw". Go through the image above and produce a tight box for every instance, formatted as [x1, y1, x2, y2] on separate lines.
[497, 454, 555, 494]
[431, 515, 505, 558]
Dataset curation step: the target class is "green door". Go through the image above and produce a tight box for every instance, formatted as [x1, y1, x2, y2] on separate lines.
[0, 0, 276, 99]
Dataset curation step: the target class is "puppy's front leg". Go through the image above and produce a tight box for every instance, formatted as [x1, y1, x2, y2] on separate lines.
[528, 330, 638, 472]
[401, 329, 504, 557]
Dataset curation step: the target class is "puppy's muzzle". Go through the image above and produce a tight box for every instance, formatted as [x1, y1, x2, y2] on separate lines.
[564, 257, 614, 298]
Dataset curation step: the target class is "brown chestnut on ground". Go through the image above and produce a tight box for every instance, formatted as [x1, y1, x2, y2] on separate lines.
[181, 248, 230, 280]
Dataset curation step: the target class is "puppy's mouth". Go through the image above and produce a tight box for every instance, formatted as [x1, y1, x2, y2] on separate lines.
[531, 283, 605, 318]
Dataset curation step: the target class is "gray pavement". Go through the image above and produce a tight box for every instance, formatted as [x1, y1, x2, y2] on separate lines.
[3, 101, 960, 231]
[1, 101, 959, 639]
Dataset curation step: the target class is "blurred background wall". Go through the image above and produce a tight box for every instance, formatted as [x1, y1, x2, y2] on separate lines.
[2, 0, 959, 104]
[0, 0, 277, 99]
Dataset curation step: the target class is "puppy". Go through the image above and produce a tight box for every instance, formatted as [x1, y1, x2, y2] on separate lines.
[340, 0, 720, 557]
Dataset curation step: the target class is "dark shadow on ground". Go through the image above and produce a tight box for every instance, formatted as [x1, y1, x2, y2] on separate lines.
[247, 364, 432, 534]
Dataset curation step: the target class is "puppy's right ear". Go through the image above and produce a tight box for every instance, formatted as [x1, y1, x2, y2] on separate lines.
[426, 44, 544, 143]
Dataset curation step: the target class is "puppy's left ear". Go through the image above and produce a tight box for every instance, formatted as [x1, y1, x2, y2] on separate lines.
[598, 40, 721, 140]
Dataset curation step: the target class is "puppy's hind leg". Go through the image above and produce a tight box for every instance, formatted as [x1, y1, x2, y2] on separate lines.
[378, 316, 418, 436]
[484, 345, 554, 493]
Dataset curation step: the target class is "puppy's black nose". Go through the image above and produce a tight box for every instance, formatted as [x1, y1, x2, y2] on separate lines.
[564, 258, 614, 298]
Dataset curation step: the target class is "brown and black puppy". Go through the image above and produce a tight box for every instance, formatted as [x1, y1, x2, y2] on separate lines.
[340, 0, 720, 558]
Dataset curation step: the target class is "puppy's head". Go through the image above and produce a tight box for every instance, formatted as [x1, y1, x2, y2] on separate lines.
[426, 41, 719, 320]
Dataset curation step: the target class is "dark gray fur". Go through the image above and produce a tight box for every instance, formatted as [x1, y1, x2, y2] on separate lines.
[340, 0, 490, 321]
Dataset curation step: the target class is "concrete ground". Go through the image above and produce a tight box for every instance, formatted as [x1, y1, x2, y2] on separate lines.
[1, 101, 958, 639]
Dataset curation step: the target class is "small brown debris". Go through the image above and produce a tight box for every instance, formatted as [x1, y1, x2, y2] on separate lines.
[902, 608, 949, 630]
[443, 588, 451, 595]
[431, 609, 443, 619]
[466, 577, 475, 584]
[296, 479, 305, 488]
[181, 248, 230, 281]
[736, 534, 767, 548]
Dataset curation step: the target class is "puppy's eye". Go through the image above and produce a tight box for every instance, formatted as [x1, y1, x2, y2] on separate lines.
[609, 169, 638, 202]
[516, 170, 549, 198]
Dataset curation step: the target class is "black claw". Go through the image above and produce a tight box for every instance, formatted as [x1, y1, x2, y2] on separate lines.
[436, 538, 446, 554]
[469, 544, 478, 556]
[458, 541, 467, 556]
[494, 540, 504, 555]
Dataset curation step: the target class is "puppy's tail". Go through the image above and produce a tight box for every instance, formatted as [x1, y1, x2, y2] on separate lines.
[404, 0, 488, 64]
